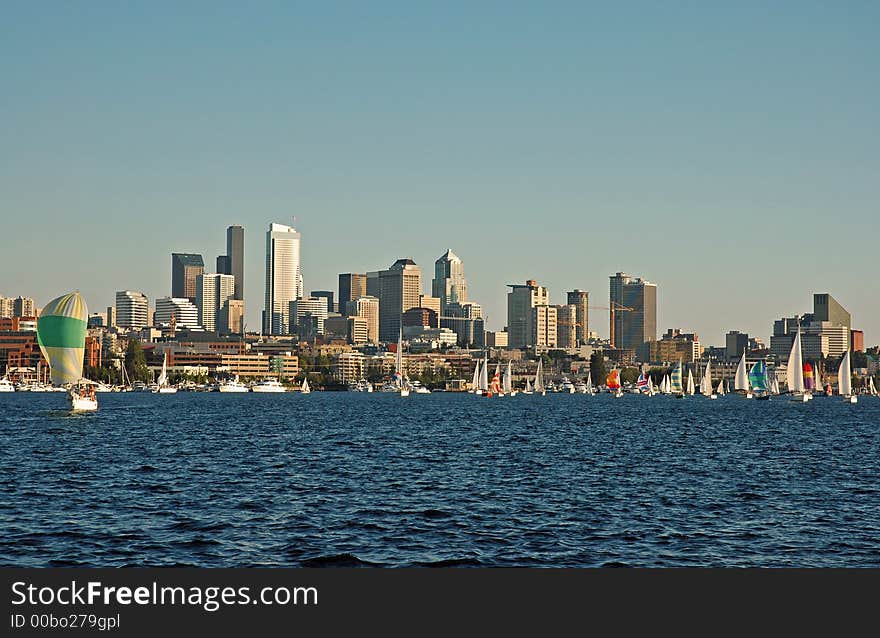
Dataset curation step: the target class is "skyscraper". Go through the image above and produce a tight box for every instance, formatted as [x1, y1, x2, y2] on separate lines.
[378, 259, 422, 342]
[12, 296, 35, 317]
[441, 301, 484, 348]
[506, 280, 550, 348]
[311, 291, 335, 314]
[347, 296, 380, 343]
[226, 225, 245, 302]
[813, 293, 850, 331]
[609, 272, 657, 354]
[566, 290, 589, 344]
[338, 273, 367, 316]
[289, 297, 329, 336]
[197, 273, 235, 333]
[171, 253, 205, 303]
[555, 304, 577, 349]
[432, 249, 468, 313]
[115, 291, 149, 330]
[154, 297, 199, 329]
[263, 223, 303, 335]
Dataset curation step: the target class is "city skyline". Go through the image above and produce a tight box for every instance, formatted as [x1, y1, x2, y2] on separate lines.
[2, 3, 879, 346]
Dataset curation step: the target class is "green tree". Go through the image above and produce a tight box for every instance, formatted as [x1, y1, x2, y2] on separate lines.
[125, 339, 150, 382]
[589, 351, 606, 385]
[620, 367, 640, 384]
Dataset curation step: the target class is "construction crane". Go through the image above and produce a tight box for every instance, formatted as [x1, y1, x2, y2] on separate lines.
[584, 302, 634, 349]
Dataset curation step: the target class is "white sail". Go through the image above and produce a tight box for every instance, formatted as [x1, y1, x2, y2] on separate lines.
[838, 350, 852, 397]
[502, 361, 512, 394]
[301, 377, 311, 394]
[647, 376, 655, 396]
[786, 329, 805, 393]
[396, 329, 404, 386]
[870, 376, 878, 396]
[534, 358, 545, 393]
[525, 379, 533, 392]
[716, 379, 724, 395]
[480, 352, 489, 391]
[471, 359, 481, 391]
[157, 352, 168, 387]
[585, 371, 593, 392]
[735, 351, 750, 391]
[686, 369, 695, 395]
[702, 361, 713, 396]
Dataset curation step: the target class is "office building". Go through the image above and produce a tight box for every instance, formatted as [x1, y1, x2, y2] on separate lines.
[154, 297, 199, 329]
[442, 301, 485, 348]
[533, 305, 558, 350]
[218, 299, 245, 336]
[290, 297, 329, 336]
[0, 296, 13, 318]
[325, 316, 369, 345]
[171, 253, 205, 302]
[725, 331, 749, 360]
[338, 273, 367, 316]
[263, 223, 303, 335]
[106, 306, 115, 328]
[378, 259, 422, 342]
[506, 280, 550, 348]
[197, 273, 235, 333]
[647, 329, 701, 364]
[432, 249, 468, 312]
[115, 291, 149, 330]
[813, 293, 850, 331]
[12, 296, 36, 318]
[486, 330, 509, 348]
[609, 272, 657, 352]
[311, 291, 335, 314]
[852, 330, 864, 353]
[555, 304, 577, 350]
[346, 295, 379, 343]
[566, 290, 589, 344]
[418, 295, 441, 327]
[366, 271, 381, 298]
[402, 307, 438, 329]
[226, 225, 244, 302]
[216, 256, 230, 276]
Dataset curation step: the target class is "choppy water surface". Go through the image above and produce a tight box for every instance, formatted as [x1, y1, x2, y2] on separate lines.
[1, 392, 878, 567]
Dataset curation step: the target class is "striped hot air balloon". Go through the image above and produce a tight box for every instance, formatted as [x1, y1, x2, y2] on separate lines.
[37, 292, 89, 386]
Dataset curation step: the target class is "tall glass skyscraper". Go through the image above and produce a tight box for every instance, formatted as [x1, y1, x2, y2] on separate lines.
[609, 272, 657, 353]
[263, 223, 303, 335]
[432, 249, 468, 313]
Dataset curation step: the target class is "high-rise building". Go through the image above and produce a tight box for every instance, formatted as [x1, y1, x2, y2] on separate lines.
[289, 297, 329, 336]
[13, 296, 36, 317]
[566, 290, 589, 343]
[418, 295, 441, 327]
[115, 291, 149, 330]
[851, 329, 864, 353]
[154, 297, 199, 329]
[218, 299, 245, 336]
[263, 223, 303, 335]
[554, 304, 577, 349]
[442, 301, 484, 348]
[338, 273, 367, 316]
[106, 306, 115, 328]
[506, 280, 550, 348]
[813, 293, 850, 331]
[432, 249, 468, 312]
[311, 291, 335, 314]
[346, 296, 379, 343]
[226, 225, 245, 302]
[171, 253, 205, 303]
[197, 273, 235, 333]
[609, 272, 657, 352]
[725, 331, 749, 360]
[378, 259, 422, 342]
[0, 296, 13, 318]
[216, 255, 230, 275]
[366, 271, 381, 298]
[533, 305, 558, 349]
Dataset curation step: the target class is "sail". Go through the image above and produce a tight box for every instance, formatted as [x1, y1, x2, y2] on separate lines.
[838, 351, 852, 396]
[870, 376, 878, 396]
[669, 362, 683, 394]
[502, 361, 512, 394]
[301, 377, 310, 393]
[490, 364, 501, 394]
[647, 376, 655, 395]
[702, 361, 713, 396]
[734, 351, 750, 391]
[525, 379, 533, 392]
[636, 372, 648, 393]
[716, 379, 724, 395]
[686, 369, 695, 395]
[748, 360, 768, 392]
[396, 330, 404, 385]
[803, 362, 814, 391]
[158, 352, 169, 387]
[36, 291, 89, 386]
[480, 353, 490, 391]
[534, 359, 544, 393]
[585, 371, 593, 392]
[471, 359, 481, 390]
[786, 329, 804, 393]
[606, 369, 620, 390]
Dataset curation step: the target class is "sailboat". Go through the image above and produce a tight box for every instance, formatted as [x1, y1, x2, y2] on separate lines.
[502, 361, 517, 396]
[488, 363, 502, 397]
[470, 358, 482, 394]
[606, 368, 622, 398]
[786, 327, 811, 402]
[647, 375, 657, 396]
[533, 358, 546, 396]
[636, 372, 649, 395]
[686, 367, 695, 396]
[36, 291, 97, 412]
[153, 351, 178, 394]
[669, 361, 684, 398]
[716, 378, 725, 397]
[585, 371, 595, 396]
[523, 379, 534, 395]
[838, 350, 856, 404]
[734, 351, 753, 399]
[301, 376, 311, 394]
[395, 329, 409, 397]
[749, 360, 770, 400]
[868, 376, 878, 397]
[702, 361, 717, 399]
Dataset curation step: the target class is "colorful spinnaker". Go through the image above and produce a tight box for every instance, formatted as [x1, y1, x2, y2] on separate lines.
[36, 291, 89, 386]
[669, 361, 684, 394]
[748, 360, 768, 393]
[606, 369, 621, 390]
[803, 362, 814, 391]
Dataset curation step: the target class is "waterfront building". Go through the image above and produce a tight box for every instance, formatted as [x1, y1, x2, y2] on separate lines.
[646, 329, 701, 364]
[196, 273, 235, 333]
[566, 290, 590, 344]
[346, 296, 379, 343]
[432, 249, 468, 313]
[338, 273, 367, 316]
[609, 272, 657, 353]
[171, 253, 205, 303]
[378, 259, 422, 342]
[115, 290, 149, 330]
[263, 223, 303, 335]
[155, 297, 199, 329]
[507, 280, 550, 348]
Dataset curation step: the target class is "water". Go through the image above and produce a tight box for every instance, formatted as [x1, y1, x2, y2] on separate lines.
[1, 391, 878, 567]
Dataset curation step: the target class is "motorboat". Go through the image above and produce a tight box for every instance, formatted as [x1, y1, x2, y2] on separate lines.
[251, 378, 286, 393]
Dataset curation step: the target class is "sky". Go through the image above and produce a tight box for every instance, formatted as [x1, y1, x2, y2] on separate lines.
[1, 1, 878, 346]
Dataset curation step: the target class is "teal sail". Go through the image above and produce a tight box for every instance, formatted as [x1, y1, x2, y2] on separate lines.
[748, 360, 768, 392]
[36, 291, 89, 386]
[669, 361, 684, 394]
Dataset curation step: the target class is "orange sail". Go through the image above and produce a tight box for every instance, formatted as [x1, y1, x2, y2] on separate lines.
[606, 369, 621, 389]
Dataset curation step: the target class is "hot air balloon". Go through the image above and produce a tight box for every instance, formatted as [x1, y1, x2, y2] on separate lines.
[37, 291, 97, 411]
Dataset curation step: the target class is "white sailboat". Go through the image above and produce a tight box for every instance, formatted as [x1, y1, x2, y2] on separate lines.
[533, 358, 546, 396]
[470, 358, 482, 394]
[735, 351, 753, 399]
[153, 351, 178, 394]
[716, 378, 725, 396]
[647, 376, 657, 396]
[523, 379, 534, 395]
[479, 352, 489, 395]
[686, 368, 695, 396]
[395, 329, 409, 397]
[868, 376, 878, 397]
[585, 371, 595, 396]
[301, 376, 311, 394]
[502, 361, 517, 396]
[786, 327, 811, 402]
[702, 361, 716, 399]
[838, 350, 856, 404]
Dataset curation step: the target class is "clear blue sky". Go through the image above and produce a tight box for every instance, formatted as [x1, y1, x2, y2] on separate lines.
[2, 1, 878, 346]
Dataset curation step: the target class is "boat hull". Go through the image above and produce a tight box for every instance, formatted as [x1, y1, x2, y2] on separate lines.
[69, 391, 98, 412]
